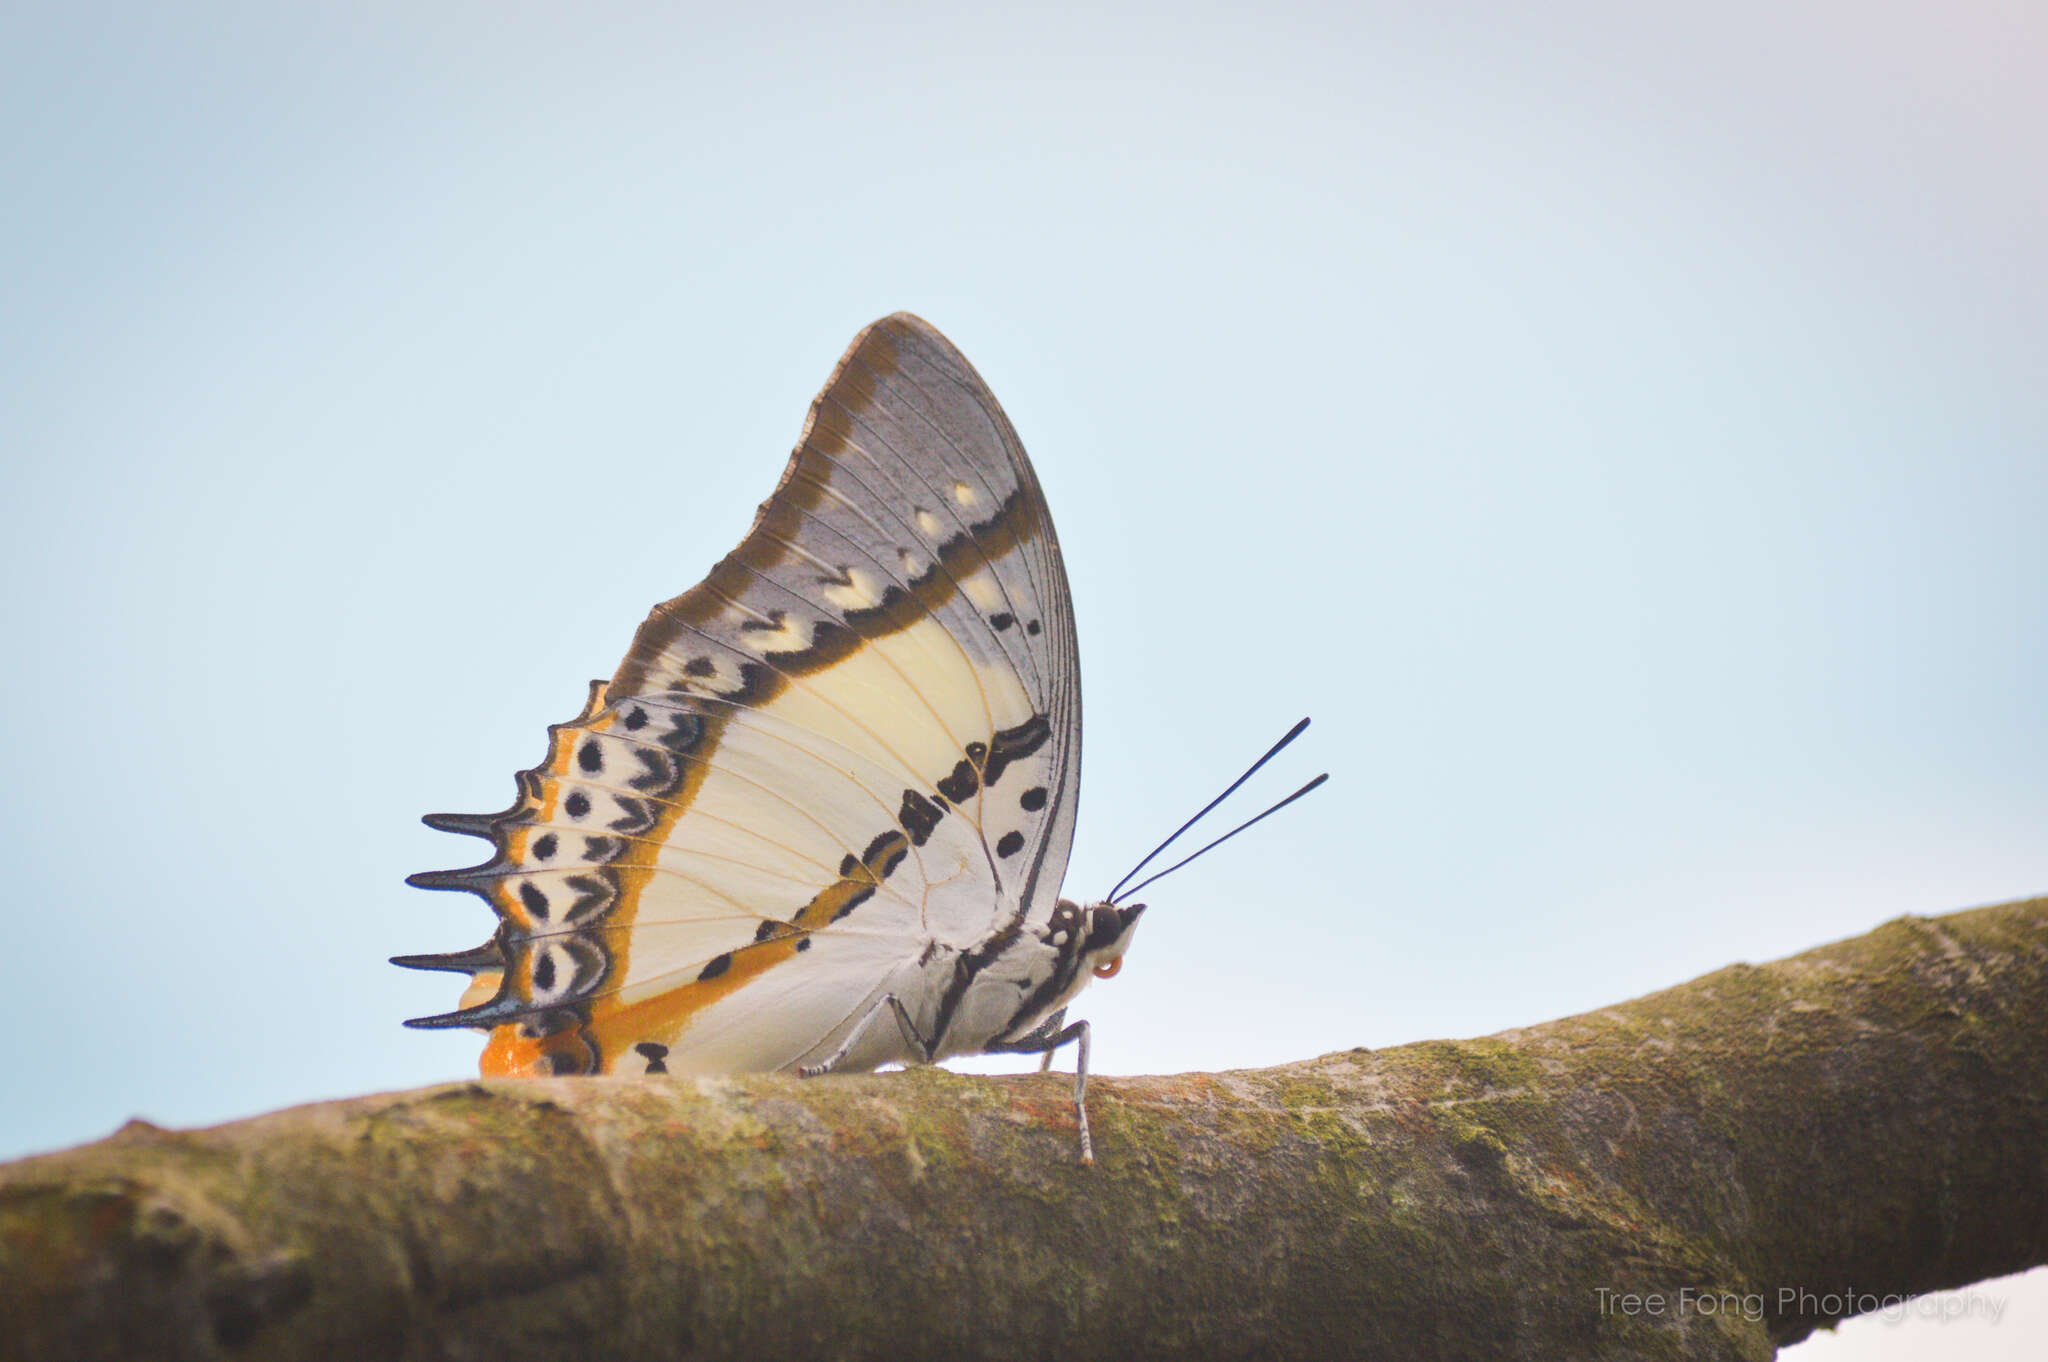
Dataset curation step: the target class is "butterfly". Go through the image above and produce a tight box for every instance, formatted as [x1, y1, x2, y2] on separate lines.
[397, 313, 1321, 1162]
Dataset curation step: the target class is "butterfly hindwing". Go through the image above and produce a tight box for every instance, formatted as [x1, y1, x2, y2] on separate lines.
[404, 314, 1082, 1077]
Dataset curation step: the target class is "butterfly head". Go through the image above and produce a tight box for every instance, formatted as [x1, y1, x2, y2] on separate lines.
[1075, 899, 1145, 980]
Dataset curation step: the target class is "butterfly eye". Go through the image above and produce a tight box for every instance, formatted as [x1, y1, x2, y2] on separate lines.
[1092, 957, 1123, 980]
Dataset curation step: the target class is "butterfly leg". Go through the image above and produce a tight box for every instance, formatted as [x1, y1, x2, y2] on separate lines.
[797, 993, 934, 1077]
[1032, 1008, 1067, 1072]
[987, 1019, 1094, 1165]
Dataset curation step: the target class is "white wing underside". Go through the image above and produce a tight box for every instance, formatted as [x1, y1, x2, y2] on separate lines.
[404, 314, 1082, 1078]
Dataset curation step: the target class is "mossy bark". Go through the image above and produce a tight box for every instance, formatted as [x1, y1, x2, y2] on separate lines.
[3, 896, 2043, 1362]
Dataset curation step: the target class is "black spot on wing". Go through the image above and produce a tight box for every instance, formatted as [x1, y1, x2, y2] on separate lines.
[937, 759, 979, 804]
[997, 831, 1025, 858]
[832, 886, 876, 922]
[629, 748, 678, 792]
[661, 713, 703, 752]
[1020, 786, 1047, 812]
[562, 874, 617, 923]
[608, 795, 655, 834]
[635, 1041, 669, 1074]
[698, 953, 733, 981]
[983, 715, 1050, 787]
[899, 790, 943, 846]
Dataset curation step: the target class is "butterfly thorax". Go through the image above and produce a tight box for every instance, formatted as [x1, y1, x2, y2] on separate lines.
[788, 897, 1141, 1073]
[942, 898, 1144, 1056]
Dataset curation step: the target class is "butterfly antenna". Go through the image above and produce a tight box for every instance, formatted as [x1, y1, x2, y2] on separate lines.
[1114, 773, 1329, 902]
[1105, 717, 1313, 904]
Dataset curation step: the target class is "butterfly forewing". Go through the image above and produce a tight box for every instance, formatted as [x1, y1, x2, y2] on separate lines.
[405, 314, 1082, 1078]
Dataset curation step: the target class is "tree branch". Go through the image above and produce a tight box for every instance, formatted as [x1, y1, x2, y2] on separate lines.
[4, 896, 2043, 1362]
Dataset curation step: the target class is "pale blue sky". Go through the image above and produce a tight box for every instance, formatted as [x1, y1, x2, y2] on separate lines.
[4, 4, 2043, 1355]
